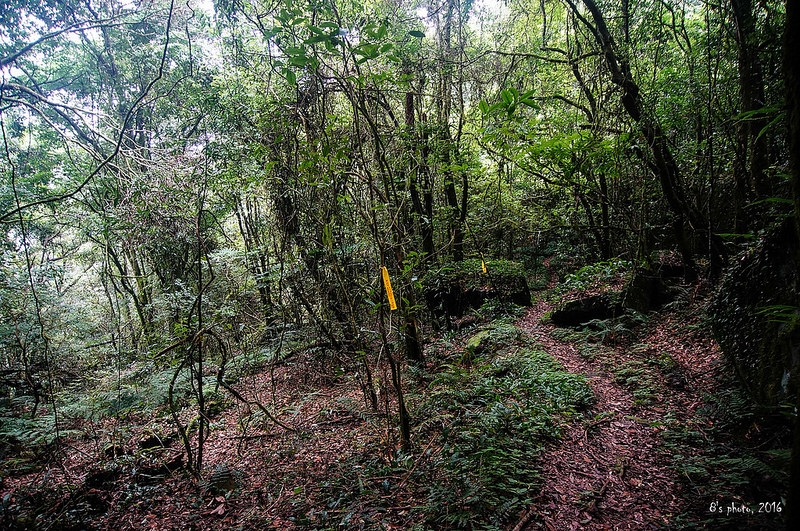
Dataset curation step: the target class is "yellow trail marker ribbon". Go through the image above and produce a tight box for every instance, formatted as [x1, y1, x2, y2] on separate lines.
[481, 260, 487, 274]
[381, 266, 398, 310]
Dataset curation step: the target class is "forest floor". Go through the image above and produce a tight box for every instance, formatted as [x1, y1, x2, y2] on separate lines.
[511, 265, 788, 531]
[0, 266, 792, 530]
[516, 295, 719, 530]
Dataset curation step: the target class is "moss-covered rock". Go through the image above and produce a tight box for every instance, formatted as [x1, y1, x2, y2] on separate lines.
[424, 259, 531, 322]
[710, 220, 800, 406]
[464, 322, 521, 358]
[550, 293, 622, 326]
[622, 268, 680, 313]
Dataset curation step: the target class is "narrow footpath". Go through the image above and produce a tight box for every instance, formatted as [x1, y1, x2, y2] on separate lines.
[511, 264, 724, 530]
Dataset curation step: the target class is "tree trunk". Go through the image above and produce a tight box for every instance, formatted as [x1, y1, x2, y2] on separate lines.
[571, 0, 726, 275]
[784, 0, 800, 527]
[438, 0, 466, 262]
[731, 0, 769, 213]
[406, 91, 434, 259]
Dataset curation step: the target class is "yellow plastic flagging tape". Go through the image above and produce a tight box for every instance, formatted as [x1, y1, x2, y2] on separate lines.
[481, 260, 487, 274]
[381, 266, 398, 310]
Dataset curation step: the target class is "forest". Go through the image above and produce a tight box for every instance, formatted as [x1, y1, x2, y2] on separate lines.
[1, 0, 798, 529]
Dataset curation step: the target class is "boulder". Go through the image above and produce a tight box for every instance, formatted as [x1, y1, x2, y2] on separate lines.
[550, 293, 622, 326]
[710, 219, 800, 406]
[425, 259, 531, 324]
[622, 268, 680, 313]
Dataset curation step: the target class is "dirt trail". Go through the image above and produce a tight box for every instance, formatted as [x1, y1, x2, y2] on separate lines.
[513, 294, 723, 530]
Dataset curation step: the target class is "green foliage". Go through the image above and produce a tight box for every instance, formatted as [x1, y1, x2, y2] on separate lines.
[0, 412, 54, 448]
[0, 410, 78, 449]
[550, 310, 647, 345]
[662, 385, 791, 529]
[426, 259, 527, 292]
[476, 298, 528, 319]
[0, 0, 792, 526]
[612, 360, 659, 406]
[557, 258, 632, 293]
[420, 324, 592, 529]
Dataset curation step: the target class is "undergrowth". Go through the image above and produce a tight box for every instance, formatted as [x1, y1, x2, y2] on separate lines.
[547, 278, 792, 530]
[555, 258, 632, 295]
[664, 383, 791, 529]
[415, 323, 593, 530]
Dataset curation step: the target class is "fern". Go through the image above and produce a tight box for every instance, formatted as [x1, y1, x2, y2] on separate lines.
[0, 413, 79, 447]
[420, 332, 592, 529]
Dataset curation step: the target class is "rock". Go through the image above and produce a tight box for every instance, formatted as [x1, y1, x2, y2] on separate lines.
[206, 465, 238, 494]
[425, 259, 531, 325]
[550, 293, 622, 326]
[103, 444, 129, 458]
[710, 219, 800, 405]
[138, 432, 173, 450]
[622, 268, 680, 313]
[84, 469, 121, 488]
[464, 323, 520, 358]
[137, 452, 185, 479]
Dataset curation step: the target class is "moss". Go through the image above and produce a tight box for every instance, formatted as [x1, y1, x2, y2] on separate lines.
[465, 329, 491, 356]
[424, 259, 531, 322]
[710, 219, 800, 406]
[464, 322, 521, 359]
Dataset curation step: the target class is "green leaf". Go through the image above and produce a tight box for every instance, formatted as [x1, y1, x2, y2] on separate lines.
[408, 30, 425, 38]
[289, 56, 311, 66]
[285, 69, 296, 85]
[756, 112, 785, 141]
[305, 34, 329, 44]
[487, 102, 504, 114]
[500, 89, 513, 106]
[478, 99, 489, 114]
[746, 197, 793, 207]
[735, 103, 782, 121]
[715, 233, 755, 240]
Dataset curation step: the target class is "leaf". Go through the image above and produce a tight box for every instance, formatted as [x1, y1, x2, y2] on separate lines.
[746, 197, 793, 207]
[478, 99, 489, 114]
[487, 102, 504, 113]
[408, 30, 425, 38]
[210, 503, 225, 516]
[285, 69, 296, 85]
[500, 89, 514, 106]
[715, 233, 755, 240]
[289, 56, 310, 66]
[756, 112, 785, 141]
[735, 103, 782, 121]
[305, 34, 330, 44]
